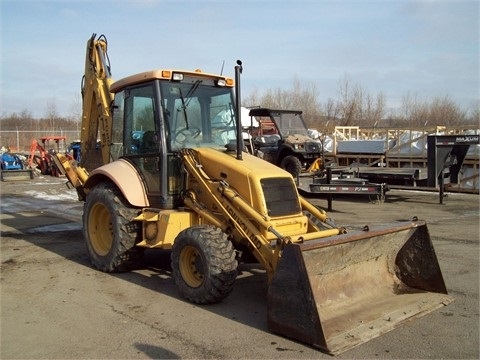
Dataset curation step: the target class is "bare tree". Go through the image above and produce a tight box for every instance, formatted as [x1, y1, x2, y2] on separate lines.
[329, 75, 386, 127]
[243, 76, 321, 127]
[468, 100, 480, 124]
[399, 93, 469, 127]
[68, 93, 82, 123]
[428, 95, 466, 126]
[66, 93, 83, 136]
[291, 76, 321, 126]
[335, 75, 357, 126]
[399, 92, 428, 126]
[45, 99, 58, 132]
[322, 97, 340, 125]
[243, 87, 261, 108]
[364, 92, 386, 127]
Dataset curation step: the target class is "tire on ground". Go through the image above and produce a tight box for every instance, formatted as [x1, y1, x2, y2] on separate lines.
[171, 225, 238, 304]
[280, 155, 303, 177]
[83, 182, 143, 272]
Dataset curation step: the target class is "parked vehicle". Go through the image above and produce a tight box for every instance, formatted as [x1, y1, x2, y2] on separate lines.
[0, 150, 34, 181]
[246, 108, 322, 177]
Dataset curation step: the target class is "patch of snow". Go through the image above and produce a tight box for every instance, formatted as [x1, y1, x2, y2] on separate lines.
[24, 190, 79, 201]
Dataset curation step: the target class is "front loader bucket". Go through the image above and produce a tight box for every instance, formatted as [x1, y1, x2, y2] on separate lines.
[0, 169, 34, 181]
[267, 220, 453, 355]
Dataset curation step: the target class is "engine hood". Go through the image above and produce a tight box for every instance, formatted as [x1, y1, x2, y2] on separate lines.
[191, 148, 299, 215]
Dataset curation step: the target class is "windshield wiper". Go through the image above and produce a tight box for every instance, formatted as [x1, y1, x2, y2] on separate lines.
[177, 80, 202, 129]
[178, 88, 189, 129]
[184, 80, 202, 106]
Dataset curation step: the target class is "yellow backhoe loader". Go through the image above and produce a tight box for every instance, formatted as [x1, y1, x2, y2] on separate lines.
[56, 34, 453, 355]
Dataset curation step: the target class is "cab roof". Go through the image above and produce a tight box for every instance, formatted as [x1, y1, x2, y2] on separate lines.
[110, 69, 234, 93]
[249, 108, 303, 117]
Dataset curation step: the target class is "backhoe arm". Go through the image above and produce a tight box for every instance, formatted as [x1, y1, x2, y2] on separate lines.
[54, 34, 114, 200]
[80, 33, 114, 170]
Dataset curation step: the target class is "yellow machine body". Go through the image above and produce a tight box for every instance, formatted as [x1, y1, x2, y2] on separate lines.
[55, 33, 453, 355]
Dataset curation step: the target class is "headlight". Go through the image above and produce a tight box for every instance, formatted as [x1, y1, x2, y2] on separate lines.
[172, 73, 184, 81]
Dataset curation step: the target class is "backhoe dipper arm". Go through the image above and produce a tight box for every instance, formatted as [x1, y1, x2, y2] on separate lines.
[80, 33, 114, 170]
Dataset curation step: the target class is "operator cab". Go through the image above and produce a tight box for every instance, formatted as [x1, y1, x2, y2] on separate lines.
[109, 69, 237, 209]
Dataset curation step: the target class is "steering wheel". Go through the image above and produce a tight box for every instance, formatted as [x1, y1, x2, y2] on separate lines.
[173, 127, 201, 148]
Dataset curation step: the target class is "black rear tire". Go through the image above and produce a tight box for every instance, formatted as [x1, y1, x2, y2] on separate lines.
[83, 182, 143, 272]
[171, 225, 238, 304]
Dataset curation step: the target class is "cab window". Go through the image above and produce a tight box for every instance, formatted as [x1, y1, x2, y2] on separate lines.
[124, 84, 158, 155]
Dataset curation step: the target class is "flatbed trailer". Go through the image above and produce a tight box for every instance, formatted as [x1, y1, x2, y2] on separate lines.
[352, 166, 428, 187]
[296, 168, 389, 210]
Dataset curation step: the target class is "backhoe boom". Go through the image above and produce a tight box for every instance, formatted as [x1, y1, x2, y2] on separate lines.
[80, 33, 114, 170]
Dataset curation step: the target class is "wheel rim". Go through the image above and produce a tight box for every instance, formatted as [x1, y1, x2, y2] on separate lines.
[88, 202, 113, 256]
[179, 245, 204, 288]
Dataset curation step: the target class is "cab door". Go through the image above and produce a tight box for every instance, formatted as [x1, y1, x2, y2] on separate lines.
[113, 82, 178, 209]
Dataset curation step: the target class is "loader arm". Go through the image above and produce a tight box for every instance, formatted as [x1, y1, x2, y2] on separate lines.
[179, 148, 342, 280]
[180, 149, 453, 356]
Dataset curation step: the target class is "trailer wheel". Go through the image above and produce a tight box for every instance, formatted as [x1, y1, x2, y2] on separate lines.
[280, 155, 303, 177]
[83, 182, 143, 272]
[172, 225, 238, 304]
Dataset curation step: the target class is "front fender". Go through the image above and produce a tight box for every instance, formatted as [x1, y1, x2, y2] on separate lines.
[84, 159, 149, 207]
[276, 146, 296, 163]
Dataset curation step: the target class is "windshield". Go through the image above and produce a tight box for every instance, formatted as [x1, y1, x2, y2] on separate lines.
[159, 80, 237, 151]
[273, 112, 309, 137]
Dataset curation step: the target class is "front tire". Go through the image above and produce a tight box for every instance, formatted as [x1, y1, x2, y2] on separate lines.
[280, 155, 303, 177]
[171, 225, 238, 304]
[83, 182, 143, 272]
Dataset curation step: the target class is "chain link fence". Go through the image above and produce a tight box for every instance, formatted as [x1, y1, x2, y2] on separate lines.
[0, 130, 81, 154]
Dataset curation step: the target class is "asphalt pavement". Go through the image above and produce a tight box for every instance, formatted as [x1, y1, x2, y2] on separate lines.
[1, 175, 478, 359]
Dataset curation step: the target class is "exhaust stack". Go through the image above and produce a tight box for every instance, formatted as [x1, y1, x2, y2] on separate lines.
[234, 60, 243, 161]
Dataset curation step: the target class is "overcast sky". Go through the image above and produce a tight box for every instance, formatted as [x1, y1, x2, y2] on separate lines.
[1, 0, 479, 118]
